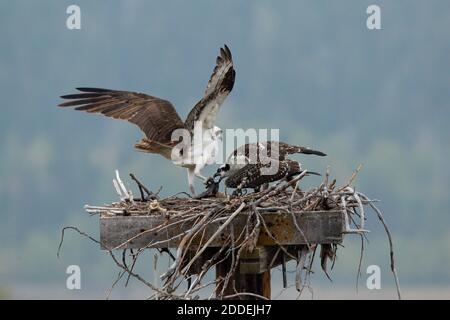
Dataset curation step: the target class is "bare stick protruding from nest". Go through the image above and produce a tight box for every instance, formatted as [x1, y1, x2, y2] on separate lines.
[358, 192, 402, 300]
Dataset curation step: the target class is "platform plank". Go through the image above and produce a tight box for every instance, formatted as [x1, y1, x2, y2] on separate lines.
[99, 210, 344, 250]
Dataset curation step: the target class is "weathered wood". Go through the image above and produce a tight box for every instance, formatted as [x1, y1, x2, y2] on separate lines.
[215, 252, 271, 300]
[239, 246, 272, 274]
[235, 272, 271, 300]
[99, 210, 344, 250]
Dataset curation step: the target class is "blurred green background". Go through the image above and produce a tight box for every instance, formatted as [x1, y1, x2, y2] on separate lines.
[1, 0, 449, 299]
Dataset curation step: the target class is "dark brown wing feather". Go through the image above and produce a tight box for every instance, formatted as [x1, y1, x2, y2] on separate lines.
[275, 142, 327, 158]
[231, 141, 326, 162]
[185, 45, 235, 130]
[204, 44, 235, 97]
[59, 88, 185, 144]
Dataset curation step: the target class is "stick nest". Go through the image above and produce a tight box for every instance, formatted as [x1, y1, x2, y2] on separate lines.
[59, 167, 401, 300]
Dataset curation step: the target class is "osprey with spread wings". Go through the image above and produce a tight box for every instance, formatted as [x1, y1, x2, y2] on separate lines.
[59, 45, 235, 195]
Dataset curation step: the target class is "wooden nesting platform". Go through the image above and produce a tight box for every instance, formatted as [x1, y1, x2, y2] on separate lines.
[89, 169, 382, 299]
[99, 210, 344, 250]
[98, 208, 346, 299]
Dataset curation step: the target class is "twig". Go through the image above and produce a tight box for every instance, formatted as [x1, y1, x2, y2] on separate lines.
[130, 173, 155, 200]
[180, 203, 246, 275]
[222, 292, 270, 300]
[337, 163, 363, 192]
[359, 192, 402, 300]
[356, 234, 364, 293]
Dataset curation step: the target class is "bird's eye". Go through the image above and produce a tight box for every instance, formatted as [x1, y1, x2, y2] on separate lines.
[225, 164, 230, 170]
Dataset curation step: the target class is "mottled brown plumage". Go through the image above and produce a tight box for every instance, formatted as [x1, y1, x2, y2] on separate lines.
[224, 159, 301, 189]
[216, 141, 325, 192]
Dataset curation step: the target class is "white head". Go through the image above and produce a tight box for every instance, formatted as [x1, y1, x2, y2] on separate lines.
[214, 163, 231, 179]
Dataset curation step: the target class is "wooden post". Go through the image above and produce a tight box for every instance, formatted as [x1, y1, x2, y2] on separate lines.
[236, 271, 271, 300]
[215, 247, 271, 300]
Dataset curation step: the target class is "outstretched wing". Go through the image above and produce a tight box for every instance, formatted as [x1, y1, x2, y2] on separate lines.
[59, 88, 186, 144]
[185, 45, 235, 130]
[203, 44, 235, 98]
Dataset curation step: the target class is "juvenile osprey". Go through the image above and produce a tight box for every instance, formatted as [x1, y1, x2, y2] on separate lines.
[59, 45, 235, 195]
[214, 141, 326, 192]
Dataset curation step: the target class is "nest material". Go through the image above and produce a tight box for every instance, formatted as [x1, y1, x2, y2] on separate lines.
[87, 168, 353, 218]
[90, 187, 326, 217]
[62, 167, 401, 300]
